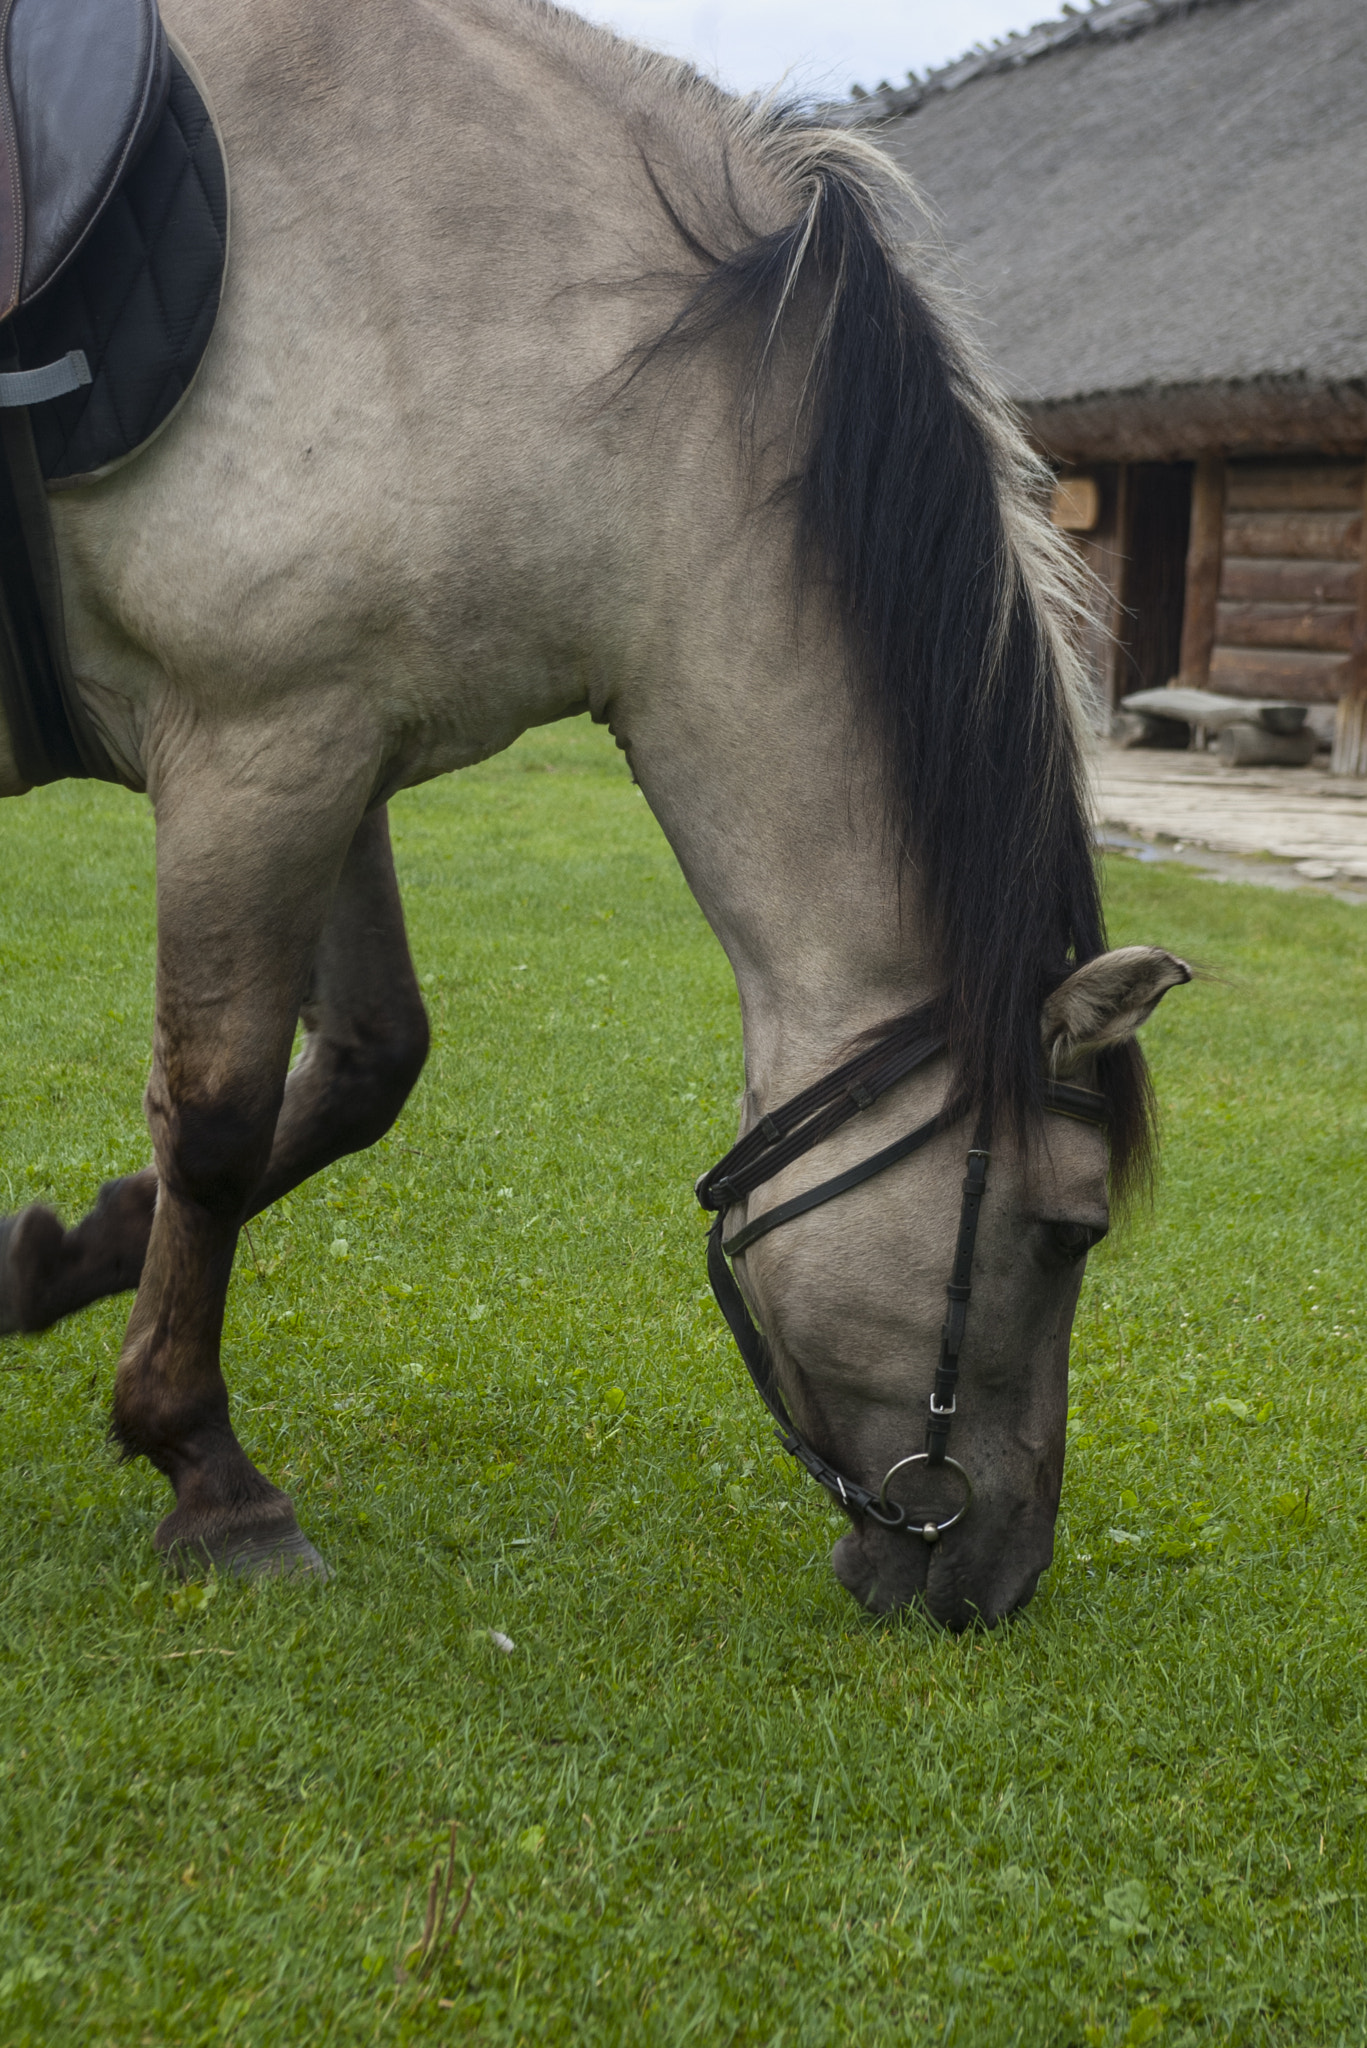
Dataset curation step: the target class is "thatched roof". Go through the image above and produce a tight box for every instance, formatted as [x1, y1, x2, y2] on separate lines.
[858, 0, 1367, 461]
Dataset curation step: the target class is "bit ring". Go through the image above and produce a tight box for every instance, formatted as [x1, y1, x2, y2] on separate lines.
[877, 1453, 973, 1544]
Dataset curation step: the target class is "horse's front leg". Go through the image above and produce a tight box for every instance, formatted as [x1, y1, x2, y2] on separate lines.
[0, 807, 427, 1334]
[113, 745, 373, 1576]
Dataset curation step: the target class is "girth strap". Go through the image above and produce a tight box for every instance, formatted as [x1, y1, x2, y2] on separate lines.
[0, 328, 123, 784]
[0, 351, 90, 408]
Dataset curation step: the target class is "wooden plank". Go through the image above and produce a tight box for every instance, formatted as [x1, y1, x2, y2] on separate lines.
[1224, 463, 1365, 512]
[1220, 555, 1360, 604]
[1330, 466, 1367, 773]
[1214, 601, 1355, 652]
[1122, 685, 1307, 733]
[1209, 645, 1348, 701]
[1332, 693, 1367, 775]
[1222, 510, 1362, 560]
[1175, 452, 1223, 686]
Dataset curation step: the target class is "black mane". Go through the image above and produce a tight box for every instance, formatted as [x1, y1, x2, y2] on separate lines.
[629, 125, 1153, 1195]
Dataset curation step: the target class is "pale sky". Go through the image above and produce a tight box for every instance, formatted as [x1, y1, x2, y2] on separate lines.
[570, 1, 1045, 98]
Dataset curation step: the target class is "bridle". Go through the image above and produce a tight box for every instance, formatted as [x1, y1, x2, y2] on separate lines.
[696, 1017, 1109, 1543]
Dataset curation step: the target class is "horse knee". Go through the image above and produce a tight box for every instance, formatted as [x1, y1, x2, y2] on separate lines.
[147, 1072, 282, 1215]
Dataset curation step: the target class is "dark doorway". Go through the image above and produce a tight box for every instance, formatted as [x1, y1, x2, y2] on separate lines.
[1117, 462, 1193, 695]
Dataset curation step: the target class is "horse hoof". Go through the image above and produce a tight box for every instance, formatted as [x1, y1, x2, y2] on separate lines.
[220, 1525, 330, 1580]
[0, 1204, 64, 1336]
[155, 1503, 330, 1581]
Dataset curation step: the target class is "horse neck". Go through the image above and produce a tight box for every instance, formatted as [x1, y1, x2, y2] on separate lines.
[613, 568, 936, 1103]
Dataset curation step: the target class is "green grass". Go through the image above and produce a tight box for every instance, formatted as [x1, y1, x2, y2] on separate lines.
[1, 718, 1365, 2047]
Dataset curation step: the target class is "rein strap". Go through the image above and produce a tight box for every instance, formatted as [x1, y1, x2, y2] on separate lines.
[705, 1209, 895, 1522]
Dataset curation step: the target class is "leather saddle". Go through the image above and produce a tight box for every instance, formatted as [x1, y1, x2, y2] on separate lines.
[0, 0, 168, 399]
[0, 0, 227, 788]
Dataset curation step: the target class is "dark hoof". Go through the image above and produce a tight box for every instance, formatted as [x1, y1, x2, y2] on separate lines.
[219, 1525, 330, 1580]
[154, 1496, 329, 1581]
[0, 1204, 65, 1335]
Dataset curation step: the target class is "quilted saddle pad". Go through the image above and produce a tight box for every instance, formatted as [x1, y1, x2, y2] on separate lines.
[9, 46, 228, 487]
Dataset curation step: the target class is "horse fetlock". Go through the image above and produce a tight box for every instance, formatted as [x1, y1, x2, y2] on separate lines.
[84, 1171, 157, 1280]
[133, 1421, 319, 1573]
[0, 1178, 155, 1337]
[0, 1212, 17, 1335]
[110, 1376, 252, 1483]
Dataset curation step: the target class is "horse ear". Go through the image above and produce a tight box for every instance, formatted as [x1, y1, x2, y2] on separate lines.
[1041, 946, 1191, 1073]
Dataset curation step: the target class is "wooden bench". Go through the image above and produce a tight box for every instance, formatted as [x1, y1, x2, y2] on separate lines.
[1117, 687, 1317, 766]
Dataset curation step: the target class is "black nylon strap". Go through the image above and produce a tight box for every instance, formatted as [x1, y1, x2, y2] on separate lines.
[1040, 1080, 1108, 1126]
[715, 1077, 1106, 1260]
[706, 1211, 891, 1522]
[696, 1018, 946, 1211]
[0, 329, 123, 785]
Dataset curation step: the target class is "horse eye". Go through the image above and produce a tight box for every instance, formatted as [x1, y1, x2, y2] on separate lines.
[1049, 1220, 1105, 1261]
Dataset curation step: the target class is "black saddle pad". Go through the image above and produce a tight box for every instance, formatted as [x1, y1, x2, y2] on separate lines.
[9, 50, 227, 486]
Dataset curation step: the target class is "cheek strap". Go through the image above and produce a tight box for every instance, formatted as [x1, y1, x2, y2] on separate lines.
[925, 1118, 991, 1466]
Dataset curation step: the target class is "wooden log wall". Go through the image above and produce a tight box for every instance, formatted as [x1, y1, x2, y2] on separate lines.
[1332, 468, 1367, 775]
[1176, 453, 1223, 685]
[1208, 461, 1364, 704]
[1052, 463, 1128, 710]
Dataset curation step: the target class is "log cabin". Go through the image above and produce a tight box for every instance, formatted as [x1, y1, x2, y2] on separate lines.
[845, 0, 1367, 769]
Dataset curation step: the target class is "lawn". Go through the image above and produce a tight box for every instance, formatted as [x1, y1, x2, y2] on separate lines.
[0, 718, 1364, 2047]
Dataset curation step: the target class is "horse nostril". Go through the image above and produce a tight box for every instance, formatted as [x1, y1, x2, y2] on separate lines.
[832, 1527, 933, 1614]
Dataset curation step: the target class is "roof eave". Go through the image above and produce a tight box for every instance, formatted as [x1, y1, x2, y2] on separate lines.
[1022, 377, 1367, 464]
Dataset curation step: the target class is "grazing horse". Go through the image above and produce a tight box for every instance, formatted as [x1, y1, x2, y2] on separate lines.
[0, 0, 1188, 1624]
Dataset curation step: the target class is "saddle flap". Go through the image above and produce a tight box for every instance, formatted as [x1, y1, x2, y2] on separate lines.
[0, 0, 169, 319]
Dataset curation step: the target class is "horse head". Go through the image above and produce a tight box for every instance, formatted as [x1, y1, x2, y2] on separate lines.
[707, 947, 1189, 1628]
